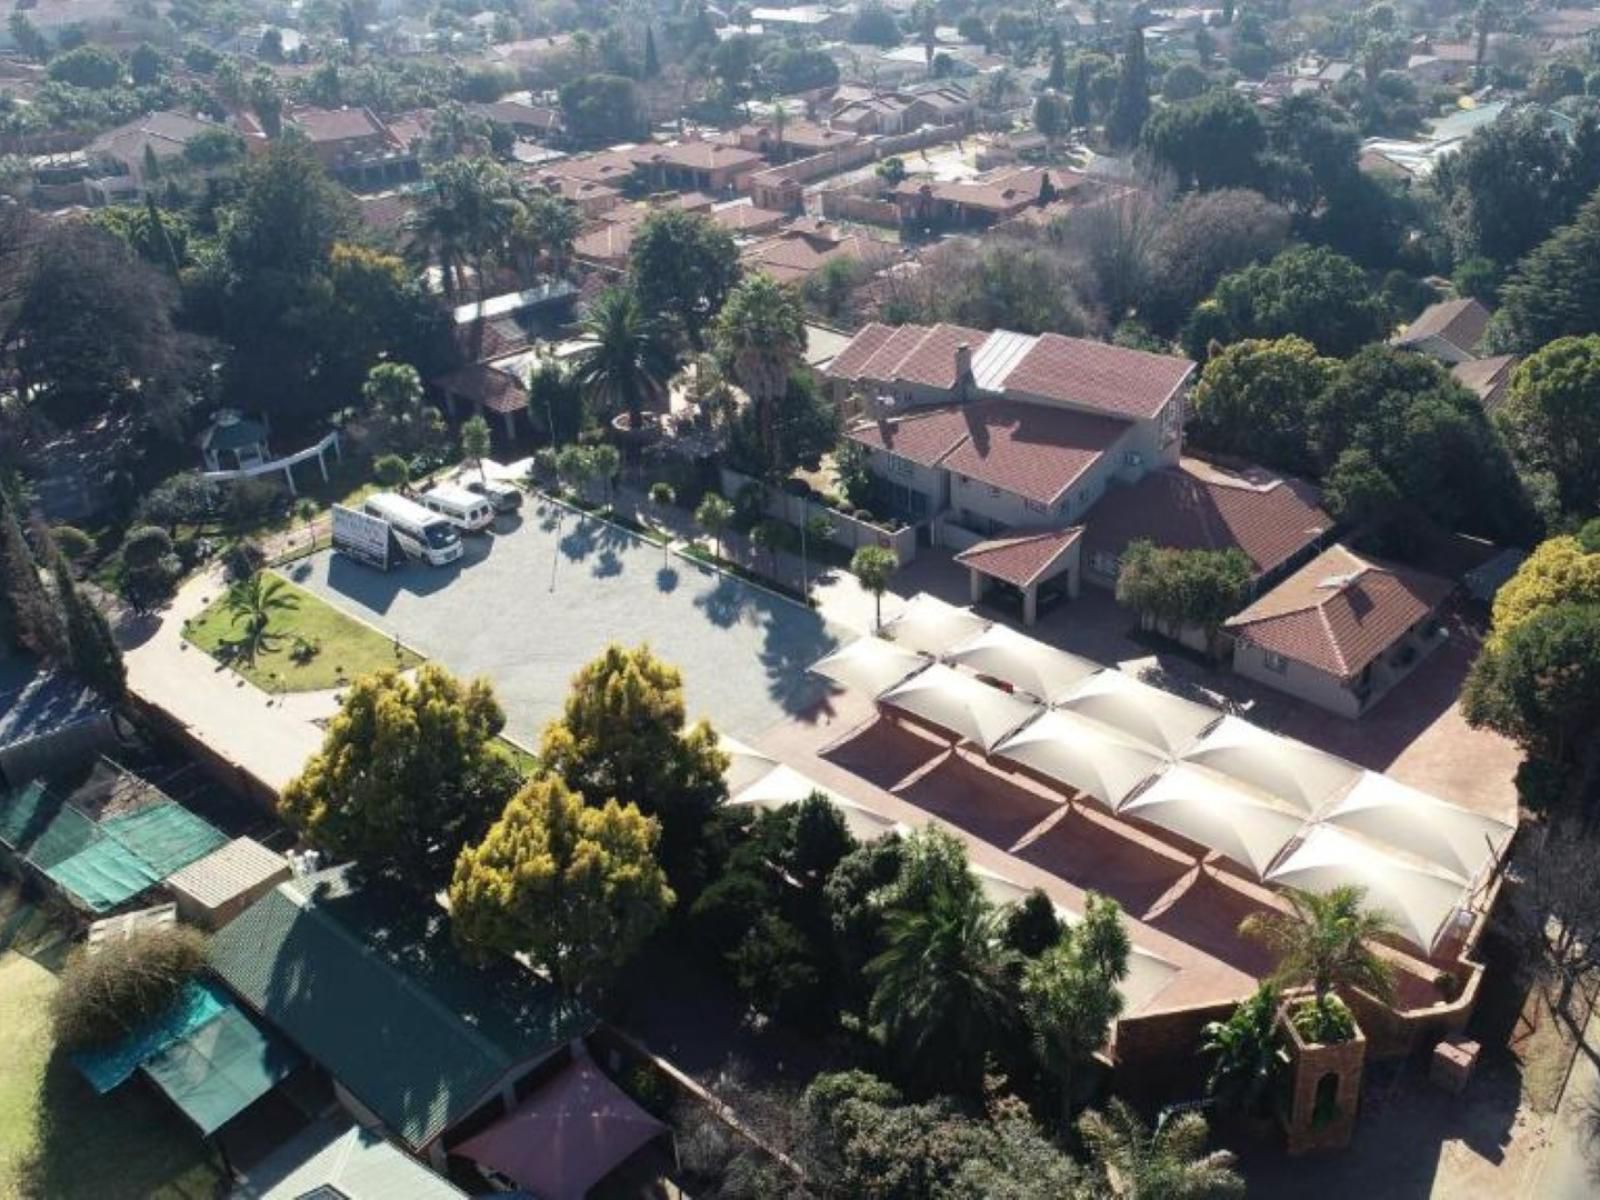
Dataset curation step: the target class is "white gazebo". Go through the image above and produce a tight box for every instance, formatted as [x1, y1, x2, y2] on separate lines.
[941, 624, 1102, 704]
[729, 764, 904, 843]
[1314, 771, 1513, 883]
[198, 410, 342, 496]
[990, 709, 1169, 808]
[878, 663, 1041, 753]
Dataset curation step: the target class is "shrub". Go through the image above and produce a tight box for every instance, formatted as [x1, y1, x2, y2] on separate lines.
[290, 634, 321, 664]
[1290, 993, 1357, 1045]
[222, 537, 267, 582]
[51, 525, 95, 563]
[52, 926, 209, 1050]
[225, 477, 280, 526]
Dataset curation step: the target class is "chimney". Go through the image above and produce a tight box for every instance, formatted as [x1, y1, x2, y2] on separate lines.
[955, 342, 973, 400]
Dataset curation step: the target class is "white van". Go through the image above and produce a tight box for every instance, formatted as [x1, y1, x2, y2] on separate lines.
[419, 483, 497, 533]
[363, 493, 463, 565]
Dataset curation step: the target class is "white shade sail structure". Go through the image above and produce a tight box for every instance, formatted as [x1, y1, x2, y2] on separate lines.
[941, 624, 1103, 704]
[1181, 716, 1363, 817]
[810, 635, 930, 698]
[990, 709, 1169, 808]
[1266, 824, 1470, 952]
[720, 736, 781, 796]
[971, 867, 1181, 1014]
[1118, 763, 1308, 879]
[1055, 670, 1222, 757]
[878, 663, 1043, 753]
[1315, 771, 1514, 883]
[730, 764, 904, 842]
[880, 593, 991, 657]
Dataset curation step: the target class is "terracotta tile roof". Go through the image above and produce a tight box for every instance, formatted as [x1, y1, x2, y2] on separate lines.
[1084, 459, 1332, 577]
[552, 150, 638, 185]
[290, 106, 388, 143]
[1004, 333, 1195, 420]
[1226, 544, 1455, 679]
[436, 361, 527, 414]
[954, 527, 1084, 588]
[1393, 298, 1490, 355]
[890, 324, 991, 389]
[573, 222, 637, 264]
[355, 191, 418, 233]
[740, 230, 894, 285]
[825, 323, 897, 380]
[894, 167, 1057, 214]
[850, 400, 1126, 505]
[630, 141, 765, 172]
[853, 322, 937, 382]
[710, 203, 788, 233]
[1450, 353, 1519, 410]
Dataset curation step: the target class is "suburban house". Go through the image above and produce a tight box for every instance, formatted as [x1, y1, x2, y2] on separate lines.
[830, 94, 916, 135]
[286, 106, 416, 187]
[709, 199, 789, 238]
[573, 193, 716, 268]
[209, 866, 595, 1171]
[740, 220, 897, 285]
[81, 111, 231, 203]
[900, 82, 979, 128]
[1451, 353, 1520, 412]
[1226, 543, 1455, 717]
[627, 139, 766, 195]
[544, 148, 641, 192]
[1390, 297, 1492, 364]
[735, 119, 859, 162]
[894, 167, 1065, 229]
[828, 322, 1196, 595]
[467, 98, 563, 140]
[747, 4, 853, 37]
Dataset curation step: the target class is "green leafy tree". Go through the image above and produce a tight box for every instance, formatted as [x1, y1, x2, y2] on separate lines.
[1203, 245, 1390, 358]
[1115, 541, 1253, 652]
[628, 209, 741, 349]
[1464, 602, 1600, 766]
[46, 45, 123, 89]
[280, 666, 520, 887]
[1003, 889, 1064, 957]
[373, 453, 410, 490]
[1108, 30, 1150, 147]
[1046, 28, 1067, 91]
[1141, 89, 1266, 192]
[588, 442, 620, 505]
[361, 361, 441, 456]
[573, 288, 674, 430]
[450, 773, 673, 996]
[1071, 60, 1093, 127]
[1239, 885, 1397, 1005]
[1323, 446, 1406, 554]
[1498, 337, 1600, 519]
[1483, 532, 1600, 650]
[1023, 899, 1127, 1121]
[1496, 190, 1600, 352]
[1200, 983, 1287, 1118]
[1188, 336, 1332, 472]
[695, 492, 734, 559]
[460, 414, 492, 482]
[851, 545, 898, 631]
[538, 644, 728, 892]
[1079, 1099, 1243, 1199]
[643, 25, 660, 78]
[559, 74, 649, 146]
[0, 487, 64, 658]
[119, 525, 178, 613]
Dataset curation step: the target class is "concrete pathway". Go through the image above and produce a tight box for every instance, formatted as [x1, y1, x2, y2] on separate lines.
[1533, 1007, 1600, 1197]
[115, 570, 326, 795]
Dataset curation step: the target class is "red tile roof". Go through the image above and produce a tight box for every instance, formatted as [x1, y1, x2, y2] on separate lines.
[891, 324, 991, 390]
[1226, 544, 1455, 679]
[290, 106, 389, 143]
[436, 362, 527, 414]
[1084, 459, 1332, 577]
[1393, 297, 1490, 355]
[825, 322, 897, 380]
[631, 141, 765, 172]
[954, 527, 1084, 588]
[1004, 333, 1195, 420]
[850, 400, 1127, 506]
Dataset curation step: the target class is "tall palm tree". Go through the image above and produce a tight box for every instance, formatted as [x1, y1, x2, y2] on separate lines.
[1238, 885, 1397, 1004]
[711, 272, 805, 468]
[225, 572, 298, 663]
[866, 881, 1017, 1095]
[509, 192, 581, 285]
[573, 288, 674, 430]
[409, 158, 522, 307]
[1079, 1099, 1244, 1200]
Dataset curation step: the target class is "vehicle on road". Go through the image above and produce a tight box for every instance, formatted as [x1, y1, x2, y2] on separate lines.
[420, 483, 497, 533]
[363, 492, 463, 565]
[463, 476, 523, 513]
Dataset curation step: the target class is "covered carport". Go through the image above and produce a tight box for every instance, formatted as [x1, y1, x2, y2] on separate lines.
[954, 527, 1084, 626]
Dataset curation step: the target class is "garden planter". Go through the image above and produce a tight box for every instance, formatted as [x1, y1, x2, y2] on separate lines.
[1277, 1000, 1367, 1154]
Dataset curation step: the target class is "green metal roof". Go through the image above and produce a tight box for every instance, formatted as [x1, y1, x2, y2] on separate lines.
[209, 866, 594, 1150]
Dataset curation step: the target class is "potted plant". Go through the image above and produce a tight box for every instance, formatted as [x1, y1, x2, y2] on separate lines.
[1200, 982, 1289, 1140]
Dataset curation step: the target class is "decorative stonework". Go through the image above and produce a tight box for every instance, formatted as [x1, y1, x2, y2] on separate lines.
[1277, 1000, 1366, 1154]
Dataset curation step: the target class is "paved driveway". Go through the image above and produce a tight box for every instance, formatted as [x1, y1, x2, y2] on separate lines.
[287, 500, 844, 746]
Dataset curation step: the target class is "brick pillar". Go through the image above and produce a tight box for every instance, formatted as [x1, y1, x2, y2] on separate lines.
[1278, 1001, 1367, 1154]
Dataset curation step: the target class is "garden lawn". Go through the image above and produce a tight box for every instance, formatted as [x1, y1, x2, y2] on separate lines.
[183, 574, 424, 693]
[0, 950, 225, 1199]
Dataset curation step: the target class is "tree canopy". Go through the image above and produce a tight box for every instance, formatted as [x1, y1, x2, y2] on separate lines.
[1195, 245, 1391, 359]
[1498, 336, 1600, 521]
[1188, 335, 1334, 473]
[1464, 602, 1600, 768]
[1495, 189, 1600, 353]
[628, 209, 742, 349]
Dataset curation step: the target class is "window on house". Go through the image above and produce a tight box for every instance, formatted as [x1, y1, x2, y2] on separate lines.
[1262, 650, 1289, 674]
[886, 453, 913, 477]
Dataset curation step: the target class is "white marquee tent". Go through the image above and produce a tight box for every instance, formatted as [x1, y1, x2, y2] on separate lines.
[991, 709, 1170, 808]
[879, 663, 1042, 753]
[880, 594, 991, 657]
[1118, 763, 1307, 878]
[811, 636, 929, 698]
[1055, 670, 1221, 756]
[941, 625, 1103, 704]
[1266, 824, 1471, 952]
[729, 764, 905, 842]
[1181, 716, 1363, 816]
[1315, 771, 1513, 883]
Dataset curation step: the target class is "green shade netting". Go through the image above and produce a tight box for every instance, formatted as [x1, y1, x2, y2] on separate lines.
[100, 802, 228, 878]
[141, 1005, 302, 1134]
[71, 980, 229, 1094]
[0, 779, 50, 850]
[44, 838, 160, 911]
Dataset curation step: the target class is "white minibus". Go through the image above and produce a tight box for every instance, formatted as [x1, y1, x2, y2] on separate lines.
[419, 483, 497, 533]
[363, 493, 463, 565]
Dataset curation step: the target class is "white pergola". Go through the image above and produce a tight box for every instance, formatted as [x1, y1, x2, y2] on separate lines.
[810, 635, 930, 697]
[1315, 771, 1513, 883]
[1118, 763, 1308, 879]
[941, 624, 1103, 704]
[990, 709, 1169, 808]
[880, 593, 991, 657]
[1181, 715, 1363, 817]
[878, 663, 1042, 753]
[1054, 670, 1222, 756]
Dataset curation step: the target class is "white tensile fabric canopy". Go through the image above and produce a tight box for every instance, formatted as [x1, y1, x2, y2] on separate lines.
[729, 764, 904, 842]
[1316, 771, 1513, 882]
[1266, 824, 1469, 952]
[880, 663, 1042, 752]
[971, 868, 1180, 1014]
[811, 635, 930, 697]
[990, 709, 1169, 808]
[880, 593, 991, 657]
[942, 624, 1103, 703]
[1181, 716, 1363, 816]
[1055, 670, 1222, 756]
[720, 736, 782, 795]
[1118, 763, 1307, 878]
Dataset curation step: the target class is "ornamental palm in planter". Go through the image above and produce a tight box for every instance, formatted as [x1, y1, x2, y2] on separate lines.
[1201, 982, 1290, 1140]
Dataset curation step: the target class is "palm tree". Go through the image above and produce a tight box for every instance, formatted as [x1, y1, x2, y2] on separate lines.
[573, 288, 674, 430]
[694, 492, 733, 560]
[1024, 933, 1124, 1122]
[509, 192, 581, 284]
[225, 572, 298, 663]
[1079, 1099, 1244, 1199]
[648, 481, 675, 563]
[866, 881, 1018, 1096]
[711, 273, 805, 469]
[1239, 885, 1398, 1005]
[460, 415, 492, 483]
[410, 158, 522, 308]
[851, 545, 898, 631]
[1200, 983, 1288, 1119]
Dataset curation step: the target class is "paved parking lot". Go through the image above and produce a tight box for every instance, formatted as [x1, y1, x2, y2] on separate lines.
[288, 500, 843, 746]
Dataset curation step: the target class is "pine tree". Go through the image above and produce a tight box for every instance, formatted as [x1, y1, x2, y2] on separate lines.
[1046, 27, 1067, 91]
[1108, 30, 1150, 148]
[145, 193, 181, 277]
[53, 555, 126, 700]
[643, 25, 660, 78]
[0, 488, 63, 658]
[1071, 60, 1093, 128]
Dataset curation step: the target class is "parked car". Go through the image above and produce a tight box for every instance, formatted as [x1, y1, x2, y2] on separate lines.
[464, 477, 524, 513]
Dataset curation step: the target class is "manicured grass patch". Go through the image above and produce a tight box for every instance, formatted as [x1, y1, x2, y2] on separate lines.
[0, 951, 226, 1199]
[182, 575, 424, 693]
